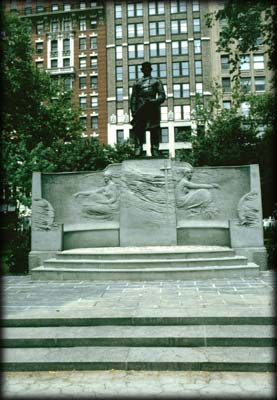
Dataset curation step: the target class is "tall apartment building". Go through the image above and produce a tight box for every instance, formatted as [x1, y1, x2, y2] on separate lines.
[5, 0, 272, 156]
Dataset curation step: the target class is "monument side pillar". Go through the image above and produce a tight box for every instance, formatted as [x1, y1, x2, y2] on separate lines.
[29, 172, 63, 270]
[229, 164, 267, 270]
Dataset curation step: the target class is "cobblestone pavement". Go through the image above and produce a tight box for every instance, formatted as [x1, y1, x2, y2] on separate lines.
[2, 271, 275, 318]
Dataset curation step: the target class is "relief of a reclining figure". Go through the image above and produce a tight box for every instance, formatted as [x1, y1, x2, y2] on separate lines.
[174, 163, 220, 217]
[73, 170, 119, 220]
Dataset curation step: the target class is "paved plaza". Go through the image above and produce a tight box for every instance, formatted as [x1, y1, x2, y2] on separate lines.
[2, 271, 276, 398]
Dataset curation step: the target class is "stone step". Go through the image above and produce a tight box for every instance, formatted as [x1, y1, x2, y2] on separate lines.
[4, 316, 274, 328]
[3, 346, 274, 372]
[57, 246, 236, 261]
[43, 256, 248, 270]
[2, 325, 274, 348]
[31, 263, 259, 281]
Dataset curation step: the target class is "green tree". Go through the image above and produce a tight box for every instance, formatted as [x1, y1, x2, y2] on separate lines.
[205, 1, 275, 77]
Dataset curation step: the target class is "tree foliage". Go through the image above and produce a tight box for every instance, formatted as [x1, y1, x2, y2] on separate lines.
[205, 1, 275, 76]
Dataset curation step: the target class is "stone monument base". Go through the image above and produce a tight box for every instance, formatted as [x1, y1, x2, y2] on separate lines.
[29, 160, 267, 279]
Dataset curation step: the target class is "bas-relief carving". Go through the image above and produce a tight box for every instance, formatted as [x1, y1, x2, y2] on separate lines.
[237, 190, 260, 226]
[173, 163, 220, 218]
[73, 170, 120, 220]
[121, 167, 173, 216]
[32, 198, 59, 231]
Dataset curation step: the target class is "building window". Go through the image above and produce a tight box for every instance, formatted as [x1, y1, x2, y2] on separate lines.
[116, 46, 123, 60]
[90, 76, 98, 89]
[116, 129, 124, 144]
[116, 87, 124, 101]
[128, 44, 144, 59]
[241, 102, 250, 116]
[175, 125, 191, 141]
[64, 20, 71, 31]
[79, 76, 87, 89]
[63, 38, 70, 52]
[128, 2, 143, 17]
[35, 42, 43, 54]
[63, 76, 72, 90]
[253, 54, 264, 70]
[171, 0, 187, 13]
[255, 77, 265, 91]
[222, 77, 231, 92]
[36, 4, 45, 13]
[196, 82, 203, 95]
[221, 55, 229, 70]
[128, 65, 142, 80]
[51, 59, 58, 68]
[160, 128, 169, 143]
[91, 97, 98, 108]
[91, 116, 98, 129]
[80, 2, 86, 9]
[36, 61, 43, 69]
[128, 23, 144, 38]
[79, 57, 87, 69]
[36, 22, 44, 34]
[151, 63, 166, 78]
[150, 42, 166, 57]
[51, 21, 59, 32]
[51, 4, 59, 11]
[116, 25, 122, 39]
[223, 101, 231, 109]
[172, 61, 189, 76]
[80, 116, 87, 130]
[194, 39, 201, 54]
[50, 40, 58, 57]
[193, 18, 200, 32]
[79, 37, 86, 50]
[172, 41, 188, 55]
[240, 77, 251, 92]
[173, 83, 189, 98]
[149, 21, 165, 36]
[115, 4, 122, 19]
[90, 37, 97, 49]
[161, 106, 168, 121]
[149, 1, 165, 15]
[64, 3, 71, 11]
[174, 106, 190, 122]
[80, 19, 86, 31]
[192, 0, 200, 11]
[90, 19, 97, 30]
[80, 97, 87, 110]
[90, 57, 97, 69]
[116, 66, 123, 81]
[240, 55, 250, 70]
[195, 60, 202, 75]
[63, 58, 70, 67]
[171, 20, 187, 34]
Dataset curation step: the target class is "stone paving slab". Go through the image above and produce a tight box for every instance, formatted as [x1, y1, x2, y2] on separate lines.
[3, 325, 273, 339]
[3, 346, 274, 371]
[2, 272, 274, 321]
[3, 370, 274, 399]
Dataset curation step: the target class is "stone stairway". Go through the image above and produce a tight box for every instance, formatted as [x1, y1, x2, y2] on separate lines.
[2, 316, 275, 372]
[31, 246, 260, 281]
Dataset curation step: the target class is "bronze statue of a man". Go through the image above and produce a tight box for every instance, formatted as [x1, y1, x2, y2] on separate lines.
[130, 62, 166, 157]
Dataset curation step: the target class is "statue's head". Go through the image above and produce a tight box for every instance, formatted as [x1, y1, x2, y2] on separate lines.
[141, 61, 152, 76]
[103, 170, 112, 183]
[174, 163, 193, 180]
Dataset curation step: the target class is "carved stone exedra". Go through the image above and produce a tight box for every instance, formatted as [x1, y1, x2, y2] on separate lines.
[32, 198, 59, 231]
[237, 190, 260, 226]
